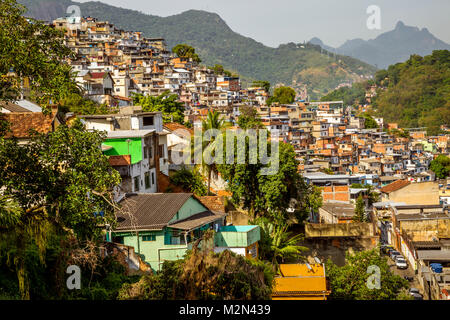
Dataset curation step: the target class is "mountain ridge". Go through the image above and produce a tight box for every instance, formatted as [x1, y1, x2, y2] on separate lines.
[310, 21, 450, 68]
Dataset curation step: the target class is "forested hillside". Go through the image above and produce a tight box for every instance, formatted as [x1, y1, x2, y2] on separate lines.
[322, 50, 450, 134]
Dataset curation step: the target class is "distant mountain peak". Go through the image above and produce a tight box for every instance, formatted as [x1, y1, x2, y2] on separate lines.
[395, 21, 406, 29]
[309, 37, 324, 45]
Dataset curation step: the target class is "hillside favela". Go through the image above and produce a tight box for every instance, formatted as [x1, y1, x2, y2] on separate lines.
[1, 0, 450, 307]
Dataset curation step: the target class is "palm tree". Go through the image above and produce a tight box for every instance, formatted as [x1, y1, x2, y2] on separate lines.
[255, 217, 308, 269]
[200, 110, 226, 195]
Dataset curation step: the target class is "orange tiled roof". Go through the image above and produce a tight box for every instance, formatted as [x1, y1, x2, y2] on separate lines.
[108, 155, 131, 166]
[380, 179, 411, 194]
[163, 122, 194, 135]
[0, 110, 57, 138]
[197, 196, 226, 213]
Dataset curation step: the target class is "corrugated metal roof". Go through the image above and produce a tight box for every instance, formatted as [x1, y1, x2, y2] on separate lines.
[168, 211, 225, 231]
[116, 193, 193, 231]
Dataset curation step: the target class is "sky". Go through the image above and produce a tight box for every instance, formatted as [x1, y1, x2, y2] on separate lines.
[75, 0, 450, 48]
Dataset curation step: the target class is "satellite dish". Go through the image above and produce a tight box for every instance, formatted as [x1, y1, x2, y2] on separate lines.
[305, 263, 312, 271]
[314, 257, 321, 264]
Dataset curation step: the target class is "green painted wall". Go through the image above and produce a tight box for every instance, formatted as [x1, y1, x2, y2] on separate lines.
[215, 226, 260, 247]
[168, 197, 208, 223]
[102, 138, 142, 164]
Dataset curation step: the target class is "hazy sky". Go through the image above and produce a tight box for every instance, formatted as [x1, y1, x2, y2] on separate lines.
[76, 0, 450, 48]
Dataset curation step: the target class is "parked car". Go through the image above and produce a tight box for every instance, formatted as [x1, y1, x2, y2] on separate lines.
[390, 250, 401, 260]
[396, 258, 408, 269]
[381, 245, 394, 255]
[409, 288, 423, 300]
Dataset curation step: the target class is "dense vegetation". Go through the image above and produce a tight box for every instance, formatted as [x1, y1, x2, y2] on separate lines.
[19, 0, 376, 99]
[320, 81, 368, 106]
[430, 155, 450, 179]
[132, 91, 185, 124]
[373, 50, 450, 134]
[169, 166, 207, 196]
[321, 50, 450, 135]
[326, 249, 409, 300]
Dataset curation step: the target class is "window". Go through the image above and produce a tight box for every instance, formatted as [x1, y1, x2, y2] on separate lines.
[134, 176, 140, 191]
[151, 172, 155, 185]
[159, 145, 164, 157]
[142, 235, 156, 241]
[145, 172, 150, 189]
[143, 116, 154, 126]
[144, 146, 148, 159]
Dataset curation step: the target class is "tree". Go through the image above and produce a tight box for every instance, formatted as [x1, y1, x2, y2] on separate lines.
[132, 91, 185, 124]
[326, 249, 408, 300]
[361, 113, 379, 129]
[210, 64, 232, 77]
[219, 140, 305, 221]
[269, 86, 296, 105]
[430, 155, 450, 179]
[353, 195, 367, 222]
[254, 217, 308, 268]
[0, 0, 78, 109]
[169, 166, 207, 196]
[200, 110, 226, 195]
[172, 44, 201, 63]
[0, 120, 121, 298]
[252, 80, 270, 93]
[237, 106, 264, 130]
[59, 92, 115, 115]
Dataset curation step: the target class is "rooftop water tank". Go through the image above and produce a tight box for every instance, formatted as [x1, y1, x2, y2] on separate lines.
[430, 263, 443, 273]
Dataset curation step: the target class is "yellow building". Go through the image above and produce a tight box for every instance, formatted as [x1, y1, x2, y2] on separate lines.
[272, 264, 331, 300]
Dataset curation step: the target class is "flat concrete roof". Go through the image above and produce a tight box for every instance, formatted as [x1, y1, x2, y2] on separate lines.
[417, 250, 450, 261]
[106, 129, 155, 139]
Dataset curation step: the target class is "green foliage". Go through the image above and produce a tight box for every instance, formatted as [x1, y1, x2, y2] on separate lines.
[373, 50, 450, 134]
[237, 106, 264, 130]
[320, 81, 368, 106]
[252, 217, 308, 267]
[172, 43, 201, 63]
[0, 119, 122, 298]
[353, 195, 367, 222]
[326, 249, 409, 300]
[430, 155, 450, 179]
[0, 232, 139, 300]
[270, 86, 296, 104]
[210, 64, 232, 77]
[118, 242, 275, 300]
[0, 119, 121, 239]
[252, 80, 270, 93]
[199, 110, 227, 195]
[218, 140, 307, 222]
[361, 113, 379, 129]
[132, 91, 185, 124]
[59, 92, 116, 115]
[170, 166, 207, 196]
[0, 0, 78, 109]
